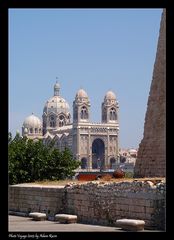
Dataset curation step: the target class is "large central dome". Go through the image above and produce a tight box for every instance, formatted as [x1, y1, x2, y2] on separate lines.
[43, 95, 70, 114]
[42, 82, 71, 135]
[43, 82, 70, 115]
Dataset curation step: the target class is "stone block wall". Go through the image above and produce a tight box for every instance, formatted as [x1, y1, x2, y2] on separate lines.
[9, 180, 165, 230]
[134, 9, 166, 177]
[9, 185, 65, 217]
[64, 181, 165, 229]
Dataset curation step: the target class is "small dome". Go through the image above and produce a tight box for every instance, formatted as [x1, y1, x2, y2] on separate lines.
[76, 89, 88, 98]
[23, 113, 42, 129]
[105, 91, 116, 100]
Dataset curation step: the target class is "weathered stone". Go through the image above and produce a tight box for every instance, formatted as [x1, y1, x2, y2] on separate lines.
[116, 219, 145, 231]
[134, 9, 166, 177]
[9, 181, 165, 229]
[29, 212, 47, 221]
[55, 214, 77, 223]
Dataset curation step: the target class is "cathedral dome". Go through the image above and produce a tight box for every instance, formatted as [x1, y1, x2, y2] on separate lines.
[23, 113, 42, 129]
[76, 89, 88, 99]
[43, 95, 70, 115]
[43, 82, 70, 115]
[105, 91, 116, 100]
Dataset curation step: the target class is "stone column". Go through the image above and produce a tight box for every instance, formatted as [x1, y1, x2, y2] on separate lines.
[115, 135, 119, 162]
[76, 126, 80, 161]
[88, 127, 92, 170]
[106, 127, 110, 169]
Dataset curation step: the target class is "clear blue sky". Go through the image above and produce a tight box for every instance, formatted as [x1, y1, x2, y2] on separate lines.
[9, 8, 162, 149]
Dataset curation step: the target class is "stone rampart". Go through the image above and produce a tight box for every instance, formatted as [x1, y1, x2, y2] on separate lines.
[134, 9, 166, 177]
[9, 185, 65, 217]
[9, 180, 165, 230]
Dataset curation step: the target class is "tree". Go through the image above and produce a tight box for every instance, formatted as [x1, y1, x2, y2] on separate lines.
[48, 146, 80, 180]
[8, 133, 80, 184]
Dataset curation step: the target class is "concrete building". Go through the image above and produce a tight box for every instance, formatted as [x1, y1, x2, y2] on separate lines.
[22, 82, 120, 170]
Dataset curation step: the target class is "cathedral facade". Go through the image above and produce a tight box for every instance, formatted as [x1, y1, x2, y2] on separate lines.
[22, 82, 120, 170]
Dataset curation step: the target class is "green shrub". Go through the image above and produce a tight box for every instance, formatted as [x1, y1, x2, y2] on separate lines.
[8, 133, 80, 184]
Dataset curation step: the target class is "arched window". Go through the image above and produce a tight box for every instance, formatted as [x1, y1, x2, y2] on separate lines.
[49, 115, 56, 127]
[81, 106, 88, 119]
[110, 108, 117, 120]
[59, 115, 65, 127]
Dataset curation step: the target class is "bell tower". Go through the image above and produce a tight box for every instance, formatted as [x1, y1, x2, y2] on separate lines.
[73, 89, 90, 123]
[102, 91, 119, 123]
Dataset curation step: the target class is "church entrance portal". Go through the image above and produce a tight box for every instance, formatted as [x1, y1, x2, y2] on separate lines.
[92, 139, 105, 169]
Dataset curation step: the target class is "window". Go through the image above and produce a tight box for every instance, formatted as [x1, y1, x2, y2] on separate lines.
[59, 115, 65, 127]
[50, 122, 56, 127]
[110, 108, 117, 120]
[49, 115, 56, 127]
[81, 106, 88, 119]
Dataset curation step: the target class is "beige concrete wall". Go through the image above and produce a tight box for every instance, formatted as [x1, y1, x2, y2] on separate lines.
[134, 9, 166, 177]
[9, 180, 165, 230]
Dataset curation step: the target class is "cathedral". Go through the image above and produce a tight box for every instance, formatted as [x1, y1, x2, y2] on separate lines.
[22, 82, 120, 170]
